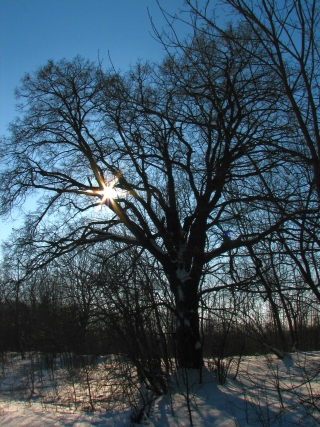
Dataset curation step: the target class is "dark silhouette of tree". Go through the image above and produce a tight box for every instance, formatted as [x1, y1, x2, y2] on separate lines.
[0, 21, 307, 367]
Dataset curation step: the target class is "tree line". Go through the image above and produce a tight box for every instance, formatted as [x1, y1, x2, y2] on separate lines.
[0, 246, 319, 371]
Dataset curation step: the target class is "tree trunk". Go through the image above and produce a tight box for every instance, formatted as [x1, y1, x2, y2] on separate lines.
[174, 278, 202, 369]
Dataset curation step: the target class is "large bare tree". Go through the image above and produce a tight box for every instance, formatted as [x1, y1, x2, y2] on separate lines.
[0, 22, 302, 367]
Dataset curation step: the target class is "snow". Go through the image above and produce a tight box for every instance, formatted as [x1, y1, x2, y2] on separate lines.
[0, 351, 319, 426]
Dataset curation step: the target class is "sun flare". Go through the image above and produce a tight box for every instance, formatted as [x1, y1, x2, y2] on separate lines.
[98, 183, 119, 204]
[84, 176, 127, 208]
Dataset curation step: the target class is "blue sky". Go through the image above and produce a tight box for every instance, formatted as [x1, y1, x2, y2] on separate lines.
[0, 0, 187, 246]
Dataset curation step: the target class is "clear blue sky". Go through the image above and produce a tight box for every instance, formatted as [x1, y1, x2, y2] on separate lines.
[0, 0, 188, 246]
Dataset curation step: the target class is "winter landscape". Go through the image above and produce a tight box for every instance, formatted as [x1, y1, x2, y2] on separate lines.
[1, 1, 319, 426]
[0, 350, 319, 426]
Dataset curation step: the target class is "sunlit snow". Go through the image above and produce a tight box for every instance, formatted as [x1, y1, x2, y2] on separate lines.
[0, 351, 319, 426]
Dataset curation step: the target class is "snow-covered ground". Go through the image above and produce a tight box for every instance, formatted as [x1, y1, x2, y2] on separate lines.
[0, 351, 319, 426]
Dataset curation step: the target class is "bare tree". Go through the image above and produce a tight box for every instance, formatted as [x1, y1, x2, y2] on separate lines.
[0, 19, 303, 368]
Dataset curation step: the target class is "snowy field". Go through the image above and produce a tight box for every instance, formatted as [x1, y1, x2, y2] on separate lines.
[0, 351, 319, 426]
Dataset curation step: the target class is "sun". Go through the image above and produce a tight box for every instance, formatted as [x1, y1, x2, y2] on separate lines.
[97, 177, 129, 205]
[84, 176, 127, 207]
[98, 183, 119, 204]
